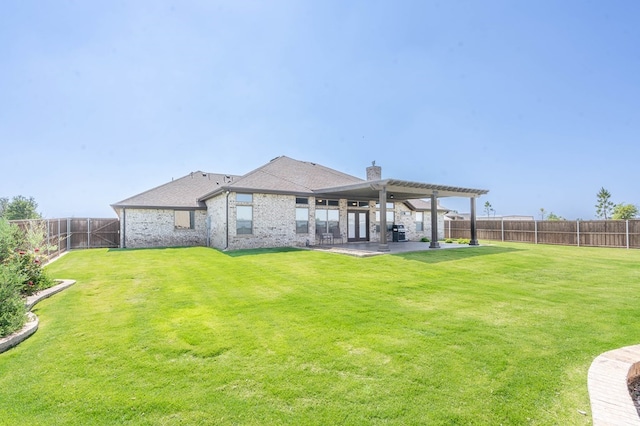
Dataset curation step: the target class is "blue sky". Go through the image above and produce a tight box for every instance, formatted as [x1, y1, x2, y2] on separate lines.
[1, 1, 638, 219]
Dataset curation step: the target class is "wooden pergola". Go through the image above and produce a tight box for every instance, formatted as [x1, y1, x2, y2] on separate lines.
[316, 179, 489, 251]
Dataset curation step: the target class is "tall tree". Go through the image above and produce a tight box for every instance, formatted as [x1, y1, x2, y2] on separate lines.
[595, 187, 615, 220]
[612, 203, 639, 220]
[484, 201, 493, 217]
[1, 196, 41, 220]
[0, 197, 7, 218]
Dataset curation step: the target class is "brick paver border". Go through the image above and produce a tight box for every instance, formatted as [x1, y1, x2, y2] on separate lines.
[588, 344, 640, 425]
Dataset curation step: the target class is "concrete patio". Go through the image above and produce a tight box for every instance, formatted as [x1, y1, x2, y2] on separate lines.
[311, 240, 480, 256]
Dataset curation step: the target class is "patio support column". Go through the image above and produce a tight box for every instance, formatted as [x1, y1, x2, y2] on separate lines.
[429, 192, 440, 248]
[470, 197, 479, 245]
[378, 186, 390, 252]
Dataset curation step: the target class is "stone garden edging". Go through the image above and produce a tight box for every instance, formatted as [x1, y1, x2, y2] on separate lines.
[0, 279, 75, 354]
[588, 343, 640, 425]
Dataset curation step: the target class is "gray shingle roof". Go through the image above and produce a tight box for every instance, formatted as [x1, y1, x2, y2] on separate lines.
[111, 171, 240, 209]
[219, 156, 364, 195]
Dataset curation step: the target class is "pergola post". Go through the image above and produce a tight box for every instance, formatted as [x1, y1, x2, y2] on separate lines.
[429, 192, 440, 248]
[470, 197, 479, 245]
[378, 186, 390, 252]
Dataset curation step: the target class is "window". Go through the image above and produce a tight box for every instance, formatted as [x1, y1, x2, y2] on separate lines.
[348, 200, 369, 207]
[315, 209, 339, 235]
[237, 193, 253, 203]
[375, 202, 395, 209]
[296, 207, 309, 233]
[316, 199, 339, 206]
[416, 212, 424, 232]
[296, 197, 308, 205]
[375, 202, 395, 231]
[237, 205, 253, 234]
[174, 210, 195, 229]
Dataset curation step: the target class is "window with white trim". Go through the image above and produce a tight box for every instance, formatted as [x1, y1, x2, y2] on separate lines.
[416, 212, 424, 231]
[174, 210, 195, 229]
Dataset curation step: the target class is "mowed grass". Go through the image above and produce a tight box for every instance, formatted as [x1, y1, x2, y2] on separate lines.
[1, 243, 639, 425]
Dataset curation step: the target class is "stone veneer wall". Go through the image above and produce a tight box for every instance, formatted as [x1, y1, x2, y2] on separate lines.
[225, 193, 313, 250]
[368, 202, 445, 242]
[120, 208, 208, 248]
[118, 199, 446, 250]
[206, 195, 227, 249]
[204, 194, 446, 250]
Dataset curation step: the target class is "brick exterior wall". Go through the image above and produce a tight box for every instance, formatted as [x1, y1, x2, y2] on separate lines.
[204, 193, 445, 250]
[207, 192, 314, 250]
[369, 202, 445, 242]
[206, 195, 227, 249]
[119, 208, 208, 248]
[118, 196, 446, 250]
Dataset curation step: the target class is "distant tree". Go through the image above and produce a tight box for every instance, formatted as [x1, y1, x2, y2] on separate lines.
[612, 203, 639, 220]
[546, 212, 565, 221]
[595, 187, 615, 220]
[1, 196, 41, 220]
[539, 208, 546, 220]
[0, 197, 7, 218]
[484, 201, 493, 217]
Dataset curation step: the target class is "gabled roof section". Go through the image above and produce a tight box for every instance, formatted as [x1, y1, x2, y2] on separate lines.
[204, 156, 364, 197]
[112, 171, 239, 209]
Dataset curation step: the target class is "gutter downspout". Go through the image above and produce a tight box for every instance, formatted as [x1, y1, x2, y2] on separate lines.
[122, 208, 126, 249]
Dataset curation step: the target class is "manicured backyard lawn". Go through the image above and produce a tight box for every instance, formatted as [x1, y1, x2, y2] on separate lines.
[1, 243, 639, 425]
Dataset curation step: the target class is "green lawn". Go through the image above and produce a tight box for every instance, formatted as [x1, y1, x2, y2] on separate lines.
[1, 243, 638, 425]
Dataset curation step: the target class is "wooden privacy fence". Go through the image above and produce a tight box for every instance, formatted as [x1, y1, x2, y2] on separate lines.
[445, 219, 640, 249]
[10, 218, 120, 259]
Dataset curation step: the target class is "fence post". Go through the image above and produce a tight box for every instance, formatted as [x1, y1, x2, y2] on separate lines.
[501, 218, 504, 242]
[87, 218, 91, 248]
[46, 219, 50, 258]
[626, 220, 630, 250]
[58, 218, 61, 257]
[577, 220, 580, 247]
[67, 218, 71, 251]
[535, 221, 538, 244]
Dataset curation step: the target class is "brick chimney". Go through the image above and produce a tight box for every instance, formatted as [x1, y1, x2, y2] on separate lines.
[366, 161, 381, 180]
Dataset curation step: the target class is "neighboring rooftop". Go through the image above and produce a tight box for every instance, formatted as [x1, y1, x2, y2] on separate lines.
[446, 213, 535, 221]
[404, 199, 449, 212]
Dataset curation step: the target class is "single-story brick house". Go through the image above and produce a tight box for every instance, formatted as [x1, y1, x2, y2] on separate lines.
[112, 156, 488, 251]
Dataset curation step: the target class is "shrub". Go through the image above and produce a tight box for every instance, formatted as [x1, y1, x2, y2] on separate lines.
[457, 238, 470, 245]
[420, 237, 430, 243]
[444, 238, 454, 243]
[9, 220, 54, 295]
[8, 250, 53, 296]
[0, 218, 54, 337]
[0, 263, 27, 337]
[0, 219, 20, 263]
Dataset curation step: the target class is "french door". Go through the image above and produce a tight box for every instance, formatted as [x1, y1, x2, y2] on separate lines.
[347, 211, 369, 242]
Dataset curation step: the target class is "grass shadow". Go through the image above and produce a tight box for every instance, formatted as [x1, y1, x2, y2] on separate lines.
[223, 247, 304, 257]
[392, 245, 522, 264]
[107, 246, 188, 252]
